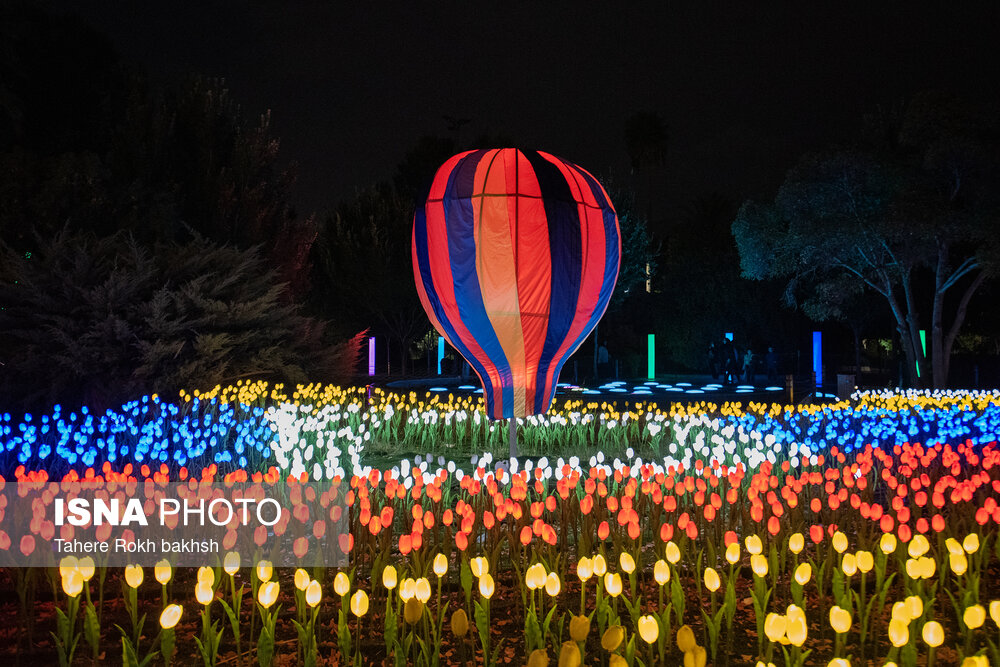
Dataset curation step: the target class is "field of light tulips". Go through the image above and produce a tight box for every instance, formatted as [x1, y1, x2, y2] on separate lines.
[3, 382, 1000, 666]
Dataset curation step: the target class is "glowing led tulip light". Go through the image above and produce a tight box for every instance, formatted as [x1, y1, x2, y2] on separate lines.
[368, 336, 376, 377]
[813, 331, 822, 388]
[648, 334, 655, 380]
[437, 336, 445, 375]
[5, 380, 1000, 664]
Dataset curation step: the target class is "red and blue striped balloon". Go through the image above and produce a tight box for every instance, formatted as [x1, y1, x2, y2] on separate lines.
[412, 148, 620, 419]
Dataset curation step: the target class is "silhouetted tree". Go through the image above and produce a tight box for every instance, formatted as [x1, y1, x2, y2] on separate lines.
[624, 111, 668, 222]
[733, 93, 1000, 388]
[312, 184, 424, 375]
[0, 229, 359, 412]
[653, 195, 795, 372]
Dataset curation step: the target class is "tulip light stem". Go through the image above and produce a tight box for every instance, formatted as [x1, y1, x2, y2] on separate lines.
[354, 613, 362, 667]
[227, 574, 243, 667]
[858, 571, 868, 664]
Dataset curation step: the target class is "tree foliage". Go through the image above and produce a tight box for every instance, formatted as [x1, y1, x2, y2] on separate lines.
[733, 92, 1000, 388]
[311, 184, 424, 375]
[0, 229, 359, 412]
[651, 196, 796, 372]
[0, 6, 315, 297]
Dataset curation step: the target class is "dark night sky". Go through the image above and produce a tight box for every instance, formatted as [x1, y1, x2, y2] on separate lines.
[44, 1, 1000, 225]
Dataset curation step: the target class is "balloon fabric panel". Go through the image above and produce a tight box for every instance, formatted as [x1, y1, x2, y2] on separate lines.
[413, 148, 619, 419]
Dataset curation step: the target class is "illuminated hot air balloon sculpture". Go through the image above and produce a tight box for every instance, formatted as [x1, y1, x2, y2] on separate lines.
[412, 148, 620, 451]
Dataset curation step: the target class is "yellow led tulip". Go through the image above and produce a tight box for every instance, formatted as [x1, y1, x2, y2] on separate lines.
[963, 533, 981, 554]
[964, 604, 986, 629]
[415, 577, 432, 603]
[946, 537, 964, 556]
[256, 560, 273, 583]
[991, 600, 1000, 627]
[305, 580, 322, 607]
[785, 605, 807, 646]
[479, 573, 495, 599]
[677, 624, 697, 653]
[569, 614, 590, 642]
[197, 566, 214, 587]
[294, 568, 310, 591]
[764, 613, 787, 642]
[576, 557, 593, 582]
[404, 598, 423, 624]
[908, 534, 930, 558]
[951, 552, 969, 576]
[154, 559, 172, 585]
[962, 656, 989, 667]
[788, 532, 804, 555]
[350, 590, 369, 617]
[526, 563, 547, 590]
[704, 567, 721, 593]
[75, 557, 95, 582]
[794, 562, 812, 586]
[223, 551, 240, 575]
[917, 556, 935, 578]
[921, 620, 944, 647]
[751, 553, 768, 577]
[829, 606, 851, 634]
[654, 559, 670, 585]
[832, 531, 848, 554]
[888, 617, 909, 647]
[58, 555, 79, 575]
[558, 641, 581, 667]
[665, 542, 681, 564]
[604, 573, 623, 597]
[470, 556, 488, 578]
[602, 625, 625, 651]
[61, 569, 84, 597]
[725, 542, 740, 564]
[593, 554, 608, 575]
[400, 578, 416, 601]
[383, 565, 398, 590]
[528, 649, 550, 667]
[856, 550, 874, 573]
[745, 534, 763, 555]
[451, 609, 469, 637]
[159, 603, 183, 629]
[637, 615, 658, 644]
[334, 571, 350, 597]
[545, 572, 561, 597]
[684, 645, 707, 667]
[619, 552, 636, 574]
[609, 655, 627, 667]
[433, 553, 448, 577]
[904, 595, 924, 620]
[841, 553, 858, 576]
[880, 533, 897, 555]
[195, 582, 214, 606]
[257, 581, 279, 608]
[828, 660, 851, 667]
[124, 565, 143, 588]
